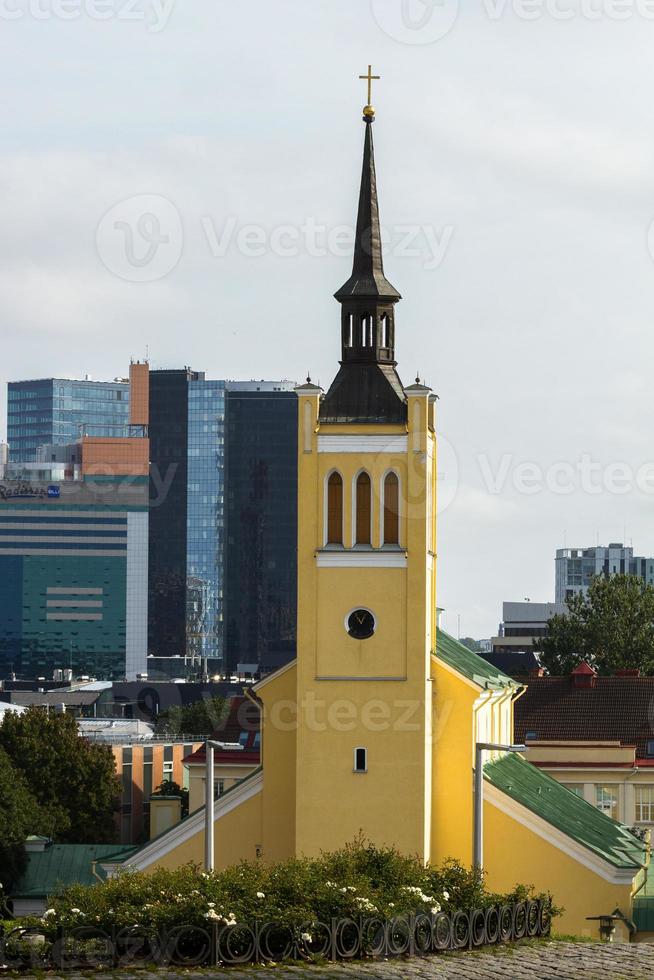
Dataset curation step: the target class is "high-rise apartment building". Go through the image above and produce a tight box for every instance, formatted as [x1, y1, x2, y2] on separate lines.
[7, 377, 129, 462]
[555, 543, 654, 602]
[148, 371, 297, 672]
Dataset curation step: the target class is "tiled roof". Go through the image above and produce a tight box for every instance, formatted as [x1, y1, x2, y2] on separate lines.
[11, 843, 137, 898]
[484, 752, 647, 870]
[183, 695, 260, 765]
[436, 631, 516, 690]
[514, 676, 654, 759]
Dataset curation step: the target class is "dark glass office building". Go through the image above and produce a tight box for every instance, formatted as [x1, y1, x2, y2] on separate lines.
[224, 386, 298, 674]
[7, 379, 129, 463]
[148, 372, 296, 673]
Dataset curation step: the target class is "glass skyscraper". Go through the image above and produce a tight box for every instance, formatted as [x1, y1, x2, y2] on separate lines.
[148, 372, 297, 672]
[7, 378, 129, 463]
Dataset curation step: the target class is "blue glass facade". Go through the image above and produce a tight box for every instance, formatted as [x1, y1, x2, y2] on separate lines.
[186, 380, 226, 661]
[7, 379, 129, 463]
[148, 373, 297, 673]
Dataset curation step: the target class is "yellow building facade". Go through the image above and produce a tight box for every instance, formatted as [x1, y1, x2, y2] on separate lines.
[116, 103, 648, 939]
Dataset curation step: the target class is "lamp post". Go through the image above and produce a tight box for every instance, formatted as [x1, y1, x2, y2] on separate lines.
[473, 742, 526, 871]
[203, 739, 244, 872]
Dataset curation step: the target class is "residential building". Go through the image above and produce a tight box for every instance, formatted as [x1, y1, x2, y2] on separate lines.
[105, 101, 649, 940]
[7, 377, 129, 463]
[0, 442, 7, 478]
[148, 371, 297, 671]
[555, 543, 654, 603]
[0, 363, 149, 681]
[516, 662, 654, 830]
[183, 695, 260, 812]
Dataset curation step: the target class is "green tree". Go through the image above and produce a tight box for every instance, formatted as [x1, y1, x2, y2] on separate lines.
[0, 744, 44, 890]
[535, 574, 654, 675]
[0, 707, 120, 843]
[154, 696, 227, 737]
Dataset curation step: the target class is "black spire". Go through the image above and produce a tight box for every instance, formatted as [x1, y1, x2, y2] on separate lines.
[334, 119, 401, 303]
[320, 111, 406, 424]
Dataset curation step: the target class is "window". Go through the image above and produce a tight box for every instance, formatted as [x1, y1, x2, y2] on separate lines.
[563, 783, 584, 798]
[383, 472, 399, 545]
[354, 747, 367, 773]
[595, 785, 618, 818]
[327, 472, 343, 545]
[647, 740, 654, 758]
[163, 745, 173, 781]
[355, 472, 371, 545]
[380, 314, 388, 348]
[214, 778, 224, 799]
[635, 786, 654, 823]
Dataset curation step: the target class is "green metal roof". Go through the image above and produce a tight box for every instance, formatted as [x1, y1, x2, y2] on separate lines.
[11, 843, 137, 898]
[484, 752, 647, 871]
[435, 630, 515, 690]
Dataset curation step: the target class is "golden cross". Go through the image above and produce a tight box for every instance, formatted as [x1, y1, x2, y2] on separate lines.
[359, 64, 380, 106]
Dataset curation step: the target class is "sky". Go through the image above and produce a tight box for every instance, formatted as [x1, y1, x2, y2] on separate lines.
[3, 0, 654, 639]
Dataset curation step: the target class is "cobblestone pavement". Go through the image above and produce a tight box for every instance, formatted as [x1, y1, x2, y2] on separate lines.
[26, 940, 654, 980]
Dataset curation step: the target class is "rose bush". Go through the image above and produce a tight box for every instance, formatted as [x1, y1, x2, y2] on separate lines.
[15, 840, 553, 937]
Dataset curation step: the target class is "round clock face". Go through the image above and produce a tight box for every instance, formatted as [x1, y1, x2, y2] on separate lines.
[346, 608, 375, 640]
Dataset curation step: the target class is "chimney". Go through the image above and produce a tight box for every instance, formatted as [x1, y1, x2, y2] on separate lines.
[615, 668, 640, 677]
[571, 661, 597, 689]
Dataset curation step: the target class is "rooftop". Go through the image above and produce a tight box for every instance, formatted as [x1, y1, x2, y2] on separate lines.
[436, 630, 516, 690]
[485, 752, 646, 871]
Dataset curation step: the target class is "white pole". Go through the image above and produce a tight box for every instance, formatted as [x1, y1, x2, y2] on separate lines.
[205, 741, 214, 872]
[473, 742, 526, 872]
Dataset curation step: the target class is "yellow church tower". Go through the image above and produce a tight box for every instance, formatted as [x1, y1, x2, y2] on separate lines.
[293, 86, 438, 862]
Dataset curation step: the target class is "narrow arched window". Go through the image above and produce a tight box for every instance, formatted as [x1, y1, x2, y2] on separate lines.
[380, 314, 388, 348]
[383, 472, 399, 545]
[327, 472, 343, 544]
[355, 472, 371, 545]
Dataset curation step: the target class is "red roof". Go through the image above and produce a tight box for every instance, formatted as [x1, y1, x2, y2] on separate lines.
[183, 696, 260, 766]
[515, 675, 654, 760]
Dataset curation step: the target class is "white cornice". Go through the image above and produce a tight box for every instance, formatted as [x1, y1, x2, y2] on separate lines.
[317, 435, 407, 454]
[316, 550, 407, 568]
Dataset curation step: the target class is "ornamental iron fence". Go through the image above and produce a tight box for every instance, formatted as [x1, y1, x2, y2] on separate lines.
[0, 900, 551, 971]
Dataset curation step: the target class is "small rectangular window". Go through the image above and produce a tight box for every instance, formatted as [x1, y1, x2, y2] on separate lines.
[354, 747, 367, 773]
[647, 740, 654, 758]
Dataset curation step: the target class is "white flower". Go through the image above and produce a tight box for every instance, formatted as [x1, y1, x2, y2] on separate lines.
[204, 910, 220, 921]
[325, 881, 338, 889]
[43, 909, 55, 917]
[256, 891, 265, 899]
[339, 887, 347, 894]
[70, 908, 81, 914]
[431, 904, 441, 915]
[207, 902, 215, 908]
[388, 903, 395, 909]
[346, 886, 356, 892]
[354, 897, 377, 913]
[301, 932, 312, 942]
[443, 891, 450, 902]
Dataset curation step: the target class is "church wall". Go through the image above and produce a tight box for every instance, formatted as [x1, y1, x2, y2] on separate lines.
[484, 795, 635, 940]
[258, 664, 297, 863]
[431, 659, 477, 867]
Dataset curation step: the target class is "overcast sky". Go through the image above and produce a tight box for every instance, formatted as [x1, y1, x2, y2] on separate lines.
[3, 0, 654, 638]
